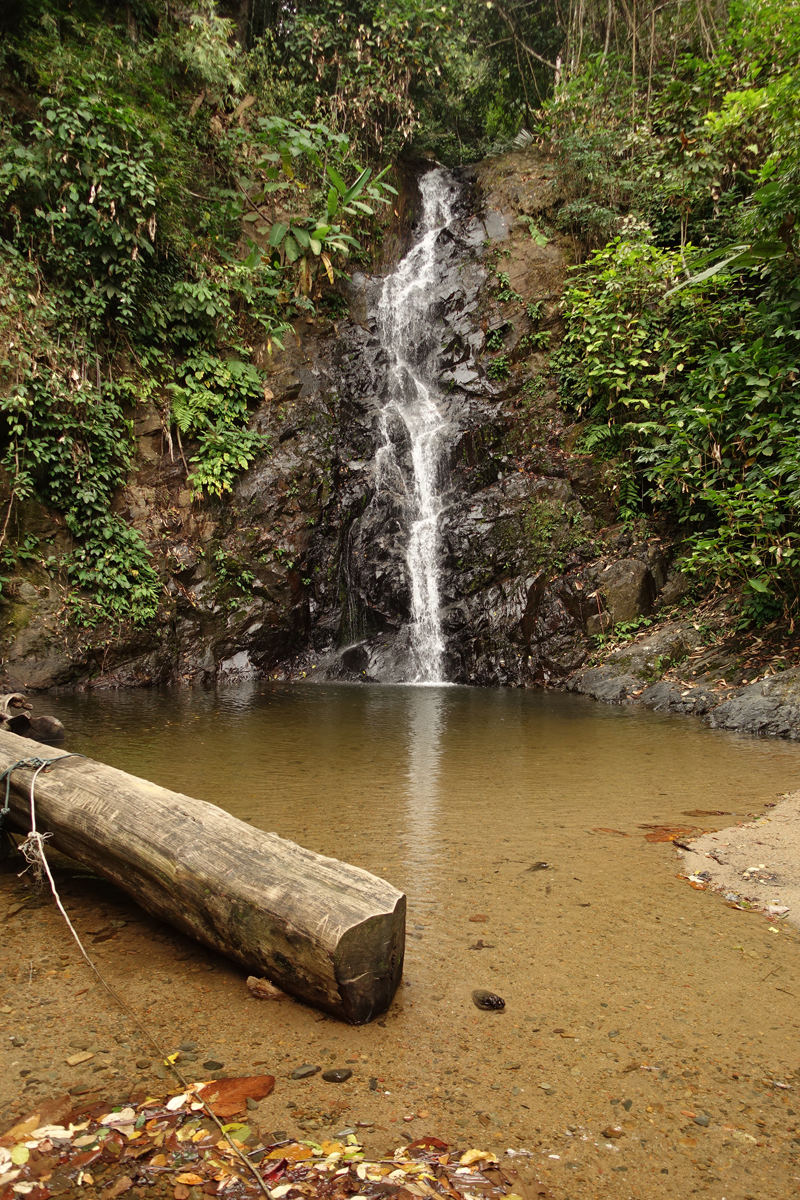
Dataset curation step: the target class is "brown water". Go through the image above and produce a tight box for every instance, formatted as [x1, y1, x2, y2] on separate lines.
[20, 684, 800, 1196]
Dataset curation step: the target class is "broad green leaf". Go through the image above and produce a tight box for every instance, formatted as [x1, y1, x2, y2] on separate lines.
[291, 226, 311, 248]
[268, 222, 288, 247]
[283, 235, 300, 262]
[326, 165, 347, 196]
[309, 238, 322, 256]
[327, 186, 339, 218]
[343, 167, 372, 205]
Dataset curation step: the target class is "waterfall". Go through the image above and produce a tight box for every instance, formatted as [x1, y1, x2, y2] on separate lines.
[374, 169, 459, 683]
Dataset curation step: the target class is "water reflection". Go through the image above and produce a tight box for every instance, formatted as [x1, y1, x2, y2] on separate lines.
[401, 686, 445, 888]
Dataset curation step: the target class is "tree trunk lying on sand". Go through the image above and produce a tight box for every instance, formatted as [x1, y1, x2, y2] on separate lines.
[0, 729, 405, 1023]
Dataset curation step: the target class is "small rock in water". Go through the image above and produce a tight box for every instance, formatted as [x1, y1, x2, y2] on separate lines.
[322, 1068, 352, 1084]
[471, 989, 505, 1011]
[291, 1064, 321, 1080]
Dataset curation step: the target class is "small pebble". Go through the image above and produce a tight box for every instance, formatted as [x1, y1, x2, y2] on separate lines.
[203, 1060, 224, 1071]
[322, 1068, 352, 1084]
[291, 1064, 320, 1080]
[246, 1097, 260, 1111]
[135, 1058, 151, 1070]
[179, 1042, 198, 1052]
[694, 1114, 711, 1127]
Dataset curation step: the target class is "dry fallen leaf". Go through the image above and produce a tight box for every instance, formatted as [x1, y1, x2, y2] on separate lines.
[459, 1149, 498, 1167]
[268, 1143, 312, 1162]
[197, 1074, 275, 1118]
[100, 1173, 134, 1199]
[639, 824, 702, 843]
[175, 1172, 205, 1185]
[246, 976, 285, 1001]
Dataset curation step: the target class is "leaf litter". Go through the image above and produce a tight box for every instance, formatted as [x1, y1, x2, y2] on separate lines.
[0, 1082, 555, 1200]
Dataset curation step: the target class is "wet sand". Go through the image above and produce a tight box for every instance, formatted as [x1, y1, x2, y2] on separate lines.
[3, 684, 800, 1198]
[682, 790, 800, 926]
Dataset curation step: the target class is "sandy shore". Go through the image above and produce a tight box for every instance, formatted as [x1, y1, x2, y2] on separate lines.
[680, 791, 800, 928]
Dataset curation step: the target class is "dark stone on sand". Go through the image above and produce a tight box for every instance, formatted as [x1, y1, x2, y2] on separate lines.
[322, 1068, 352, 1083]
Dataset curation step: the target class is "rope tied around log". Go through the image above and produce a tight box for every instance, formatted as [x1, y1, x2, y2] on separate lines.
[0, 754, 86, 863]
[1, 748, 272, 1199]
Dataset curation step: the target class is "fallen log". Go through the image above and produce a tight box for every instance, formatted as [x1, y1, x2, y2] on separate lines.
[0, 729, 405, 1024]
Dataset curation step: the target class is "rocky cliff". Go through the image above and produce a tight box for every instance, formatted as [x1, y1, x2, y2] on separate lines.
[4, 143, 797, 738]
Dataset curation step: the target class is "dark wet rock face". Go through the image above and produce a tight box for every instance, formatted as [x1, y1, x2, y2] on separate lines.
[705, 671, 800, 738]
[0, 151, 674, 694]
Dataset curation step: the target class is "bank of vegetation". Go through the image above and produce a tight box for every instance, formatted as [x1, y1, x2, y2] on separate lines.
[0, 0, 798, 630]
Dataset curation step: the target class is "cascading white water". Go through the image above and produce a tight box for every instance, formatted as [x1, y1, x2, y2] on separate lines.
[374, 169, 458, 683]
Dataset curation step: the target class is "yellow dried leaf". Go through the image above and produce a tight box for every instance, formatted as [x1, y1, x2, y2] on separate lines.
[459, 1149, 498, 1167]
[269, 1143, 312, 1162]
[175, 1173, 205, 1185]
[150, 1154, 168, 1167]
[320, 1141, 344, 1155]
[11, 1145, 30, 1166]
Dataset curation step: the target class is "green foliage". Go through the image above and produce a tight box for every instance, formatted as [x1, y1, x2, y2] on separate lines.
[169, 352, 269, 497]
[0, 0, 401, 627]
[486, 354, 511, 380]
[557, 226, 800, 614]
[519, 328, 551, 352]
[545, 0, 800, 621]
[496, 272, 523, 304]
[0, 247, 159, 622]
[210, 547, 256, 611]
[485, 324, 510, 351]
[259, 0, 457, 159]
[0, 91, 157, 332]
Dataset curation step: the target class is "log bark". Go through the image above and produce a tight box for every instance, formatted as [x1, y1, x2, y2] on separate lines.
[0, 730, 405, 1024]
